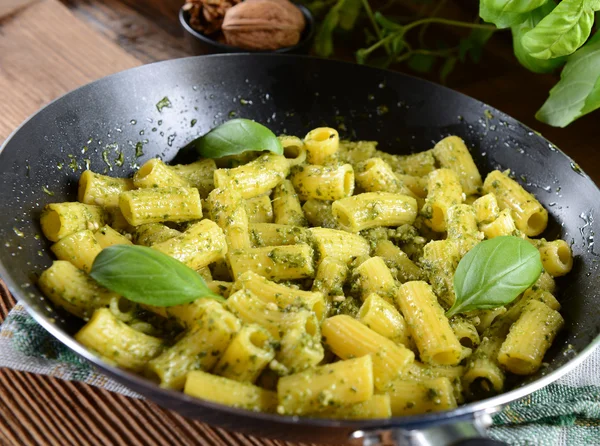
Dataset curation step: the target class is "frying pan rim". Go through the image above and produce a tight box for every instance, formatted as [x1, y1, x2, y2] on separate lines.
[1, 54, 599, 431]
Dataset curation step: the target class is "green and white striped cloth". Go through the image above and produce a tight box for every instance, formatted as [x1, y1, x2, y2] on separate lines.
[1, 304, 599, 445]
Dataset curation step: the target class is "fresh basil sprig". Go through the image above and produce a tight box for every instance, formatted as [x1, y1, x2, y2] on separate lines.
[90, 245, 223, 307]
[188, 118, 283, 159]
[446, 236, 542, 318]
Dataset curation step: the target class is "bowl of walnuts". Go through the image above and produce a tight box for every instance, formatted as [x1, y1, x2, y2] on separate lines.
[180, 0, 315, 54]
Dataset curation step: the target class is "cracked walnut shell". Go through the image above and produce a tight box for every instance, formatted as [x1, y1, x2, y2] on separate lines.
[222, 0, 306, 50]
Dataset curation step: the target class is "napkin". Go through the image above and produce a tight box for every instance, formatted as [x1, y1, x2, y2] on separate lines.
[1, 304, 599, 445]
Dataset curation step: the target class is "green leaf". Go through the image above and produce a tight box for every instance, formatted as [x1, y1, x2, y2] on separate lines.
[440, 57, 458, 83]
[407, 53, 436, 73]
[446, 236, 542, 317]
[338, 0, 362, 30]
[314, 0, 361, 57]
[488, 0, 549, 13]
[375, 11, 403, 32]
[459, 28, 495, 62]
[522, 0, 596, 59]
[480, 0, 530, 28]
[90, 245, 223, 307]
[190, 119, 282, 159]
[512, 2, 566, 73]
[536, 38, 600, 126]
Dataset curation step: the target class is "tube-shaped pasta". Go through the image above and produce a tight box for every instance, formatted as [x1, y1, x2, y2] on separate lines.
[38, 261, 119, 319]
[147, 304, 241, 389]
[498, 300, 564, 375]
[396, 174, 428, 198]
[132, 223, 181, 246]
[302, 200, 337, 228]
[422, 168, 463, 232]
[249, 223, 308, 247]
[133, 158, 190, 189]
[462, 318, 512, 399]
[75, 308, 163, 372]
[358, 293, 411, 347]
[312, 257, 348, 298]
[420, 240, 459, 309]
[446, 204, 481, 241]
[119, 186, 203, 225]
[41, 202, 105, 242]
[228, 244, 315, 280]
[374, 240, 423, 283]
[225, 289, 319, 339]
[483, 170, 548, 236]
[473, 193, 499, 224]
[379, 150, 436, 177]
[353, 257, 396, 303]
[338, 140, 377, 166]
[142, 298, 222, 329]
[278, 135, 307, 167]
[304, 127, 339, 165]
[244, 194, 273, 223]
[321, 315, 414, 390]
[517, 289, 561, 312]
[51, 230, 102, 273]
[355, 158, 414, 196]
[538, 239, 573, 277]
[333, 192, 418, 232]
[152, 219, 227, 270]
[207, 188, 251, 250]
[317, 394, 392, 419]
[214, 153, 290, 199]
[277, 355, 374, 415]
[94, 225, 132, 248]
[290, 164, 354, 201]
[469, 307, 507, 335]
[272, 180, 307, 226]
[78, 171, 134, 208]
[449, 316, 480, 349]
[185, 370, 278, 412]
[432, 136, 482, 195]
[276, 323, 324, 374]
[395, 281, 463, 366]
[480, 209, 517, 239]
[213, 324, 275, 383]
[308, 228, 370, 265]
[230, 270, 326, 321]
[169, 159, 216, 197]
[385, 377, 457, 416]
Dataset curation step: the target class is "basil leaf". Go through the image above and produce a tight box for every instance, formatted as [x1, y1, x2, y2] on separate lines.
[512, 2, 567, 73]
[459, 28, 495, 62]
[446, 236, 542, 318]
[521, 0, 596, 59]
[190, 119, 283, 159]
[488, 0, 549, 13]
[536, 38, 600, 126]
[480, 1, 530, 28]
[90, 245, 223, 307]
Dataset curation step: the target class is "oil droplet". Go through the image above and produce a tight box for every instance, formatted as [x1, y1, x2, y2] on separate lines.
[376, 105, 389, 116]
[191, 119, 197, 127]
[167, 134, 176, 147]
[240, 98, 252, 106]
[130, 119, 137, 125]
[367, 94, 375, 101]
[135, 142, 144, 158]
[571, 162, 584, 176]
[13, 227, 24, 237]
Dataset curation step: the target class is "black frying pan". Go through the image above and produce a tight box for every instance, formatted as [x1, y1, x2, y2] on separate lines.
[1, 55, 599, 445]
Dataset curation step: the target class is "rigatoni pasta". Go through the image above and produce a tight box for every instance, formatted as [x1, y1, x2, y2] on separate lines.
[36, 126, 570, 420]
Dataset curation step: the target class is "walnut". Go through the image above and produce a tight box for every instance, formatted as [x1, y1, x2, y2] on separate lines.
[184, 0, 241, 36]
[222, 0, 306, 50]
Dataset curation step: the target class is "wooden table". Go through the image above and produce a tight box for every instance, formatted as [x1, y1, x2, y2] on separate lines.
[0, 1, 598, 445]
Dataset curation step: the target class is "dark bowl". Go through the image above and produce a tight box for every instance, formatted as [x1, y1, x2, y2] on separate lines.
[179, 4, 315, 55]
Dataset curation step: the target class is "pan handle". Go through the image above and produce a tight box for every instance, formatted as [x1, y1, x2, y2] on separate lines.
[350, 410, 507, 446]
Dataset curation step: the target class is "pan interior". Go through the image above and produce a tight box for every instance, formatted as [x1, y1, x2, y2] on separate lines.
[1, 55, 599, 433]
